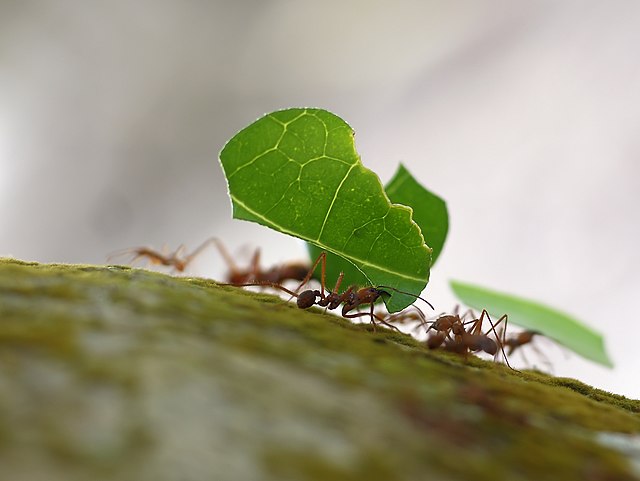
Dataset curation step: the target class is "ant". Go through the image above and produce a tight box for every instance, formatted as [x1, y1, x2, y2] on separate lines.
[504, 330, 538, 356]
[500, 329, 557, 372]
[107, 239, 215, 273]
[212, 238, 309, 286]
[109, 237, 310, 285]
[426, 309, 513, 369]
[227, 251, 434, 331]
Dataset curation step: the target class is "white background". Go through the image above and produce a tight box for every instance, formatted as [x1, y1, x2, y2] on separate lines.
[1, 1, 638, 397]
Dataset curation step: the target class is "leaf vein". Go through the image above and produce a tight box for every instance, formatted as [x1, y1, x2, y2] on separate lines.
[230, 194, 425, 283]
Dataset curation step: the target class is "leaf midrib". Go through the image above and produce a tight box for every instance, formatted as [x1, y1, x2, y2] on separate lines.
[231, 194, 425, 284]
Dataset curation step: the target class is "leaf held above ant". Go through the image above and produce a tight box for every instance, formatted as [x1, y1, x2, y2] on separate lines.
[219, 108, 431, 312]
[307, 163, 448, 292]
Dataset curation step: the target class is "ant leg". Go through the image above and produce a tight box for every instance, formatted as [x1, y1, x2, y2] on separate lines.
[369, 303, 377, 331]
[459, 308, 476, 322]
[136, 253, 157, 267]
[249, 248, 261, 280]
[167, 238, 223, 274]
[527, 340, 554, 373]
[331, 272, 345, 295]
[174, 244, 187, 258]
[480, 311, 514, 370]
[211, 238, 243, 278]
[466, 315, 483, 336]
[482, 312, 509, 361]
[165, 244, 187, 273]
[330, 283, 352, 312]
[370, 305, 406, 333]
[106, 247, 136, 265]
[518, 345, 531, 369]
[291, 251, 327, 298]
[116, 247, 169, 268]
[343, 310, 401, 333]
[390, 307, 429, 334]
[182, 237, 220, 265]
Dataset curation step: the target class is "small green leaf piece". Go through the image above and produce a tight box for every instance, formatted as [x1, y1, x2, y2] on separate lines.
[385, 164, 448, 266]
[219, 108, 431, 312]
[450, 280, 613, 367]
[307, 164, 448, 299]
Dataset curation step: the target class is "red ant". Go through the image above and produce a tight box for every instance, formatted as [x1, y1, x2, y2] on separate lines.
[500, 329, 557, 371]
[212, 238, 309, 286]
[504, 330, 538, 356]
[107, 239, 215, 273]
[109, 237, 310, 285]
[227, 251, 434, 331]
[426, 309, 513, 369]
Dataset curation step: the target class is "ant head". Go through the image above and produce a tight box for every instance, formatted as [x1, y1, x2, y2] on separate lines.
[356, 287, 386, 303]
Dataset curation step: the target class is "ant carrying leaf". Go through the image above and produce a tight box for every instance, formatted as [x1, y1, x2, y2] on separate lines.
[226, 251, 434, 331]
[219, 108, 431, 313]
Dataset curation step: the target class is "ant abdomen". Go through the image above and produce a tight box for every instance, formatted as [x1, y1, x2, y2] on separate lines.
[427, 332, 446, 349]
[467, 335, 498, 356]
[480, 338, 498, 356]
[296, 290, 318, 309]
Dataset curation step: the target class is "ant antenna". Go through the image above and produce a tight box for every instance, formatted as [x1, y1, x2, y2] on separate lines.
[376, 285, 435, 310]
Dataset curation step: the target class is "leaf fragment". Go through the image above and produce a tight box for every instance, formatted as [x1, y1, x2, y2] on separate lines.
[450, 280, 613, 367]
[219, 108, 431, 312]
[385, 164, 448, 266]
[308, 164, 448, 304]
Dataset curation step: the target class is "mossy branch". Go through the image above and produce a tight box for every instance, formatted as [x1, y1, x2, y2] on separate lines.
[1, 258, 639, 481]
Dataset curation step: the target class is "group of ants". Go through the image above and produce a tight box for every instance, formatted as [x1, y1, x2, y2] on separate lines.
[110, 238, 553, 371]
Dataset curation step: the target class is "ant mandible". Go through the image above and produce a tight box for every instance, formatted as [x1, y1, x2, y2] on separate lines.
[227, 251, 434, 331]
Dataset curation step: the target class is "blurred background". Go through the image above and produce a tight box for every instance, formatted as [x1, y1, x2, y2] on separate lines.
[1, 1, 638, 396]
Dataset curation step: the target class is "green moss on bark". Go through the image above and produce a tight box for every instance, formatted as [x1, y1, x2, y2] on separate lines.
[1, 257, 639, 481]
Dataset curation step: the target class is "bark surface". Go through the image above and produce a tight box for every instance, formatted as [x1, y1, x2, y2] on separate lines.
[1, 258, 639, 481]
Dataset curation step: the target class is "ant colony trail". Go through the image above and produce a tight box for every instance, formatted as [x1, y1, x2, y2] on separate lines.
[109, 237, 310, 285]
[110, 240, 519, 369]
[226, 251, 435, 332]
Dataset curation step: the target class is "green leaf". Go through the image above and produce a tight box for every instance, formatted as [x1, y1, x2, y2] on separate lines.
[450, 280, 613, 367]
[385, 164, 448, 266]
[219, 108, 431, 312]
[307, 164, 448, 301]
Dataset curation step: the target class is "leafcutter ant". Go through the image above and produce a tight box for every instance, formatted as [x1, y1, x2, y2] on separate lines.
[504, 330, 538, 356]
[426, 309, 513, 369]
[500, 329, 557, 371]
[211, 238, 309, 286]
[227, 251, 434, 331]
[107, 238, 216, 273]
[109, 237, 310, 285]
